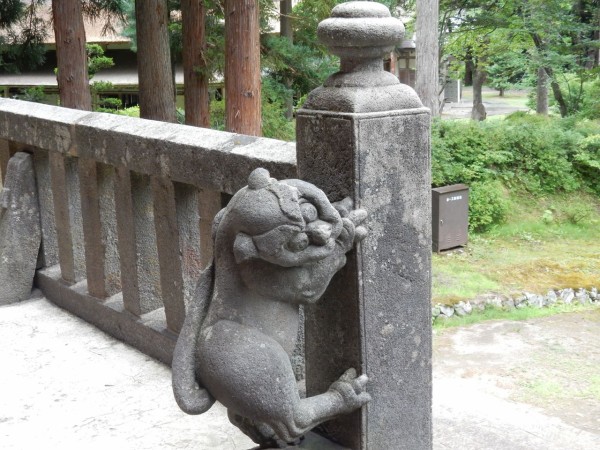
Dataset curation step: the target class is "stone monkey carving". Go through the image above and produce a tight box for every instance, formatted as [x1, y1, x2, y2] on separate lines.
[172, 168, 370, 448]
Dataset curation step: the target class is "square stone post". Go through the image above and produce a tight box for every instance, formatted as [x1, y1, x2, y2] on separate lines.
[296, 3, 432, 449]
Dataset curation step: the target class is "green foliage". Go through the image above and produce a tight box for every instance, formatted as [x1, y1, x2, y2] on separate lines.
[486, 52, 528, 94]
[292, 0, 343, 52]
[81, 0, 128, 35]
[87, 44, 114, 78]
[208, 80, 295, 141]
[550, 71, 600, 119]
[16, 85, 45, 103]
[572, 134, 600, 194]
[87, 46, 120, 113]
[261, 78, 295, 141]
[432, 114, 600, 231]
[261, 35, 337, 106]
[468, 181, 509, 232]
[95, 96, 123, 112]
[114, 105, 140, 117]
[0, 0, 23, 29]
[209, 99, 225, 131]
[0, 0, 47, 73]
[561, 201, 596, 225]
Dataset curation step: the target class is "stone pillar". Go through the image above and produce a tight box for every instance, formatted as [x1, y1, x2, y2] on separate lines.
[0, 153, 42, 304]
[296, 3, 432, 449]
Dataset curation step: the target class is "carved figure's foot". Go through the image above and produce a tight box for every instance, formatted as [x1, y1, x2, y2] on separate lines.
[328, 368, 371, 414]
[229, 410, 302, 449]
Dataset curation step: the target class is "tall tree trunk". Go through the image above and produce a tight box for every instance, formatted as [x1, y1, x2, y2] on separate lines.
[135, 0, 177, 122]
[471, 68, 487, 121]
[415, 0, 440, 117]
[541, 65, 568, 117]
[225, 0, 261, 135]
[182, 0, 210, 127]
[530, 33, 568, 118]
[549, 77, 568, 117]
[464, 51, 474, 86]
[280, 0, 294, 120]
[536, 67, 549, 115]
[52, 0, 91, 111]
[592, 18, 600, 68]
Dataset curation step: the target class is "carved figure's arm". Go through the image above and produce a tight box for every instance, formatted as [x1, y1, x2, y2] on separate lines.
[172, 263, 215, 414]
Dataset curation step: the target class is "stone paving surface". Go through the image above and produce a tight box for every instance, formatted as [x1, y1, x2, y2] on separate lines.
[441, 87, 530, 119]
[441, 100, 529, 119]
[0, 294, 253, 450]
[2, 294, 599, 449]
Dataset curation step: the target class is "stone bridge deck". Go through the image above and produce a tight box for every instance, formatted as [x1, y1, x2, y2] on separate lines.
[2, 294, 599, 450]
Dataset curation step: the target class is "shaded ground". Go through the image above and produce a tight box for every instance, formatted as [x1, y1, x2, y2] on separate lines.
[442, 87, 530, 119]
[434, 308, 600, 449]
[1, 294, 599, 449]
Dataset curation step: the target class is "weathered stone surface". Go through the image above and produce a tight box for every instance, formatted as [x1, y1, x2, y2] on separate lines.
[31, 148, 58, 268]
[439, 305, 454, 317]
[298, 108, 432, 450]
[560, 288, 575, 304]
[575, 288, 590, 305]
[454, 301, 472, 317]
[502, 298, 515, 310]
[480, 293, 503, 309]
[546, 290, 558, 305]
[524, 292, 544, 308]
[64, 157, 86, 281]
[0, 97, 296, 195]
[172, 169, 370, 448]
[303, 2, 422, 114]
[297, 4, 431, 448]
[261, 431, 350, 449]
[0, 152, 41, 304]
[514, 296, 527, 309]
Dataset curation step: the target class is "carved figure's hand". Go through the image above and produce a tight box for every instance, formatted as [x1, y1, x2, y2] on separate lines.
[333, 198, 368, 252]
[329, 368, 371, 414]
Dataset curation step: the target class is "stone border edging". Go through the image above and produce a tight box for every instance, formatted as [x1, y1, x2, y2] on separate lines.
[432, 287, 599, 322]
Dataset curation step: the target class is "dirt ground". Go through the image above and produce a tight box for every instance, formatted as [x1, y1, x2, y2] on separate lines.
[433, 308, 600, 449]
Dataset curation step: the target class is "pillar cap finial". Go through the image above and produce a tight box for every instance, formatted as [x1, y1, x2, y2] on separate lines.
[301, 1, 424, 113]
[317, 1, 404, 60]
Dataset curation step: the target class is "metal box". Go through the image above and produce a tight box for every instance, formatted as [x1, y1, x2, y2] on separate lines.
[432, 184, 469, 252]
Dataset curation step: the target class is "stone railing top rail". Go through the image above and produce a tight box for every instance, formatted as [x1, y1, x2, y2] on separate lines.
[0, 98, 296, 194]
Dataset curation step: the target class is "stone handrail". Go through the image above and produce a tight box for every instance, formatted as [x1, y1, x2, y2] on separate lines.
[0, 98, 296, 194]
[0, 97, 296, 365]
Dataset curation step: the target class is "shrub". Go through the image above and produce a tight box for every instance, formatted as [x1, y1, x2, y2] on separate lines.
[468, 181, 508, 232]
[17, 86, 46, 103]
[572, 134, 600, 195]
[561, 202, 596, 225]
[209, 82, 295, 141]
[432, 114, 600, 231]
[114, 106, 140, 117]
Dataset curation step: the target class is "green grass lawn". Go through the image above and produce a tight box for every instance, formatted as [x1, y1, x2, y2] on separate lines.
[432, 191, 600, 305]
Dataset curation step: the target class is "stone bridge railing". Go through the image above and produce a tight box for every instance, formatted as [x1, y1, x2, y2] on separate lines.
[0, 3, 433, 448]
[0, 97, 296, 365]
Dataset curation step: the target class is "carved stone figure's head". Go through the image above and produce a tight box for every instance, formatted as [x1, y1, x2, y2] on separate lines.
[214, 168, 347, 304]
